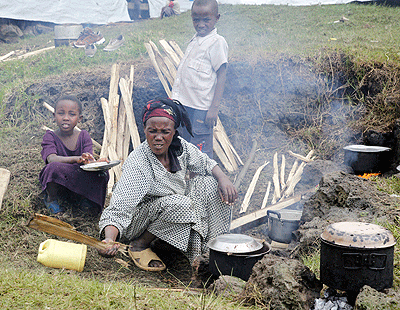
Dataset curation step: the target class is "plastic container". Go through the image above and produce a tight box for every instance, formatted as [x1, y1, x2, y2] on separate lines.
[37, 239, 87, 272]
[54, 24, 83, 47]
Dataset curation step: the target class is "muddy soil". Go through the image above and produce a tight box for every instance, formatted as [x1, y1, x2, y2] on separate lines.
[1, 55, 399, 292]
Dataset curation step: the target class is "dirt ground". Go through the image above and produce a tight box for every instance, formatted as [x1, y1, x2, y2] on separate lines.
[1, 54, 399, 292]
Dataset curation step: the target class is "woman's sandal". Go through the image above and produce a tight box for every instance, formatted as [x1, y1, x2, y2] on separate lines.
[128, 248, 166, 272]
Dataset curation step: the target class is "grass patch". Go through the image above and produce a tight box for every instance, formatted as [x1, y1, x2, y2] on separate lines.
[0, 263, 254, 310]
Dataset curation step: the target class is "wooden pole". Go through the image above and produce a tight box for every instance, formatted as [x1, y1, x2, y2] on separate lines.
[234, 140, 257, 190]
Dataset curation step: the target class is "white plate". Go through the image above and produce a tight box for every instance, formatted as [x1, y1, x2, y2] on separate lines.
[343, 145, 390, 153]
[80, 160, 121, 171]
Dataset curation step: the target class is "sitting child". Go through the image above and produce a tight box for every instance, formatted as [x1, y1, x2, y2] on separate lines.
[39, 95, 108, 216]
[160, 0, 180, 18]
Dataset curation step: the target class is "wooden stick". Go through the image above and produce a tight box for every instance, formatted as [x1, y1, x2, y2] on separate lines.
[288, 150, 314, 163]
[261, 181, 271, 209]
[163, 55, 177, 81]
[100, 98, 112, 159]
[159, 39, 181, 67]
[234, 140, 257, 190]
[0, 168, 11, 210]
[4, 46, 55, 61]
[230, 195, 302, 232]
[144, 42, 171, 97]
[280, 159, 298, 197]
[280, 154, 286, 188]
[168, 40, 184, 59]
[116, 99, 127, 160]
[215, 117, 243, 166]
[0, 50, 15, 61]
[119, 78, 141, 148]
[213, 121, 238, 172]
[239, 161, 269, 214]
[272, 152, 281, 199]
[213, 136, 234, 173]
[282, 161, 306, 199]
[27, 213, 128, 253]
[149, 41, 174, 86]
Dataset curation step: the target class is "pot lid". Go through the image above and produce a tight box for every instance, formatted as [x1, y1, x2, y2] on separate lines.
[321, 222, 396, 248]
[207, 234, 263, 254]
[343, 145, 390, 153]
[268, 209, 303, 221]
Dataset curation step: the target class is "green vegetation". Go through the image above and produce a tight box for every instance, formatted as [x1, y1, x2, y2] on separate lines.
[0, 263, 253, 309]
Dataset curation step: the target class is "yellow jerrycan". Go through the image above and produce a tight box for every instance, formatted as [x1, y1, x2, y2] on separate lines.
[37, 239, 87, 272]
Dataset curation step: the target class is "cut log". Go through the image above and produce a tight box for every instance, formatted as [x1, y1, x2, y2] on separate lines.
[230, 194, 302, 232]
[234, 140, 257, 190]
[239, 161, 269, 214]
[0, 168, 11, 209]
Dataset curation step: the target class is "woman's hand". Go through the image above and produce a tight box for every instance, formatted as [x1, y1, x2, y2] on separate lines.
[217, 175, 238, 204]
[78, 152, 95, 164]
[98, 238, 120, 258]
[212, 165, 238, 204]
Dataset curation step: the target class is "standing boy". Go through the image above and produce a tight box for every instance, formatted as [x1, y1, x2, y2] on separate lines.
[172, 0, 227, 159]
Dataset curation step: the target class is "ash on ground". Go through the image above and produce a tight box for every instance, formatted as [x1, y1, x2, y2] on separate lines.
[313, 288, 353, 310]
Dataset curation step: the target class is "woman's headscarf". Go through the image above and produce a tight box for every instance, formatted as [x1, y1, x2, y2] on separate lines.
[142, 98, 193, 171]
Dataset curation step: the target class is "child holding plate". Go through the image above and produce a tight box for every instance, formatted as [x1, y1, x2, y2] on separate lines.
[39, 95, 109, 216]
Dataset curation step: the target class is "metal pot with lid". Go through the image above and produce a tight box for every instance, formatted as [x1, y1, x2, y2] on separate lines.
[267, 209, 302, 244]
[343, 145, 391, 174]
[208, 233, 270, 281]
[320, 222, 396, 292]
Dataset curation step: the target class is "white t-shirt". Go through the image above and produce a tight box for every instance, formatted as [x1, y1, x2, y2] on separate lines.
[172, 28, 228, 111]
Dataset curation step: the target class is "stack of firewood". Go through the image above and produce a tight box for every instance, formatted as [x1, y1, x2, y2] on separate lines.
[239, 150, 314, 214]
[144, 39, 243, 173]
[100, 64, 141, 193]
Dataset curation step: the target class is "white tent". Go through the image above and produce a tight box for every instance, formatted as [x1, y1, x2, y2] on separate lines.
[0, 0, 372, 24]
[0, 0, 131, 24]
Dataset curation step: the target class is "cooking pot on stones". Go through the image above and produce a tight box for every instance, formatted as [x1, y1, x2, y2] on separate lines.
[343, 145, 391, 174]
[267, 209, 302, 244]
[320, 222, 396, 293]
[208, 233, 270, 281]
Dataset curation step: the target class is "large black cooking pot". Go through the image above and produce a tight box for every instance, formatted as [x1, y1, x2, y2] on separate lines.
[343, 145, 391, 174]
[320, 222, 396, 292]
[208, 234, 270, 281]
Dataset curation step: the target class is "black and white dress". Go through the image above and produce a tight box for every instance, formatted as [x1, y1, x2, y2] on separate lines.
[99, 137, 231, 263]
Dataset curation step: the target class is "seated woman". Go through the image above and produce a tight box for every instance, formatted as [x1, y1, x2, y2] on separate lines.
[98, 98, 237, 271]
[39, 95, 109, 216]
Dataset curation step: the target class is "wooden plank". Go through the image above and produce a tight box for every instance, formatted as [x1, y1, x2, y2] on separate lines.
[261, 181, 271, 209]
[119, 78, 141, 148]
[214, 118, 238, 171]
[159, 39, 181, 67]
[144, 42, 171, 97]
[149, 41, 174, 86]
[230, 194, 302, 232]
[213, 136, 234, 173]
[169, 40, 184, 59]
[272, 152, 281, 199]
[100, 98, 112, 159]
[0, 168, 11, 209]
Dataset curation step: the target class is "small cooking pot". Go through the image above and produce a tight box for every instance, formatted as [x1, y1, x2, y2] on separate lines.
[208, 234, 270, 281]
[267, 209, 302, 244]
[343, 145, 391, 174]
[320, 222, 396, 292]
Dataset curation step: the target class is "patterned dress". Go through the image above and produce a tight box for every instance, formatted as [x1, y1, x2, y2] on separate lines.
[99, 137, 231, 263]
